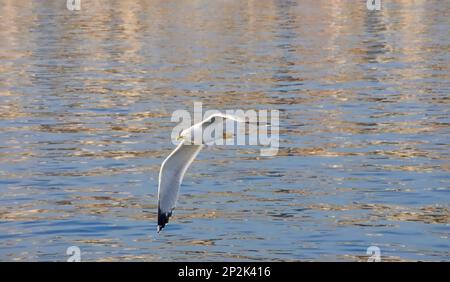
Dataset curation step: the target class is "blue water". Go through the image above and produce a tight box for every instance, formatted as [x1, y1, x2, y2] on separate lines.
[0, 0, 449, 261]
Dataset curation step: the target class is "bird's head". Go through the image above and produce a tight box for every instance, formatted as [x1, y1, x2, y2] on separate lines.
[177, 127, 194, 144]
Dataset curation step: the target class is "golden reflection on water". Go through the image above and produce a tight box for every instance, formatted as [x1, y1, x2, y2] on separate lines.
[0, 0, 449, 261]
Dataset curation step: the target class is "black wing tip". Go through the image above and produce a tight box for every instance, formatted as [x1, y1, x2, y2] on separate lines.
[157, 208, 172, 232]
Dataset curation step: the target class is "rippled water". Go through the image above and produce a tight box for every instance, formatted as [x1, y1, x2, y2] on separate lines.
[0, 0, 449, 261]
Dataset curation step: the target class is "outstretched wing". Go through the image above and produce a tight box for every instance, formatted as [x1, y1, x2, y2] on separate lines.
[207, 113, 245, 123]
[157, 142, 203, 232]
[207, 113, 269, 126]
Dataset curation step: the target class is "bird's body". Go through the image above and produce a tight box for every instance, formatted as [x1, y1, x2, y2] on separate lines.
[157, 113, 247, 232]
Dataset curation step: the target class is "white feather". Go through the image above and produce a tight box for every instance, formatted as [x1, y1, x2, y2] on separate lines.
[157, 142, 203, 232]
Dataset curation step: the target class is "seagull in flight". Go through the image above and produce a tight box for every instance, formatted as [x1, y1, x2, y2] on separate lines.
[157, 113, 253, 232]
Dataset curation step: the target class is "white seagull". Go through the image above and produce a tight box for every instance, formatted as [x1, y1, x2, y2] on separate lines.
[157, 113, 253, 232]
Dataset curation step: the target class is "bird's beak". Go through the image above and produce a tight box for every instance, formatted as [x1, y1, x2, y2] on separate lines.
[176, 136, 183, 141]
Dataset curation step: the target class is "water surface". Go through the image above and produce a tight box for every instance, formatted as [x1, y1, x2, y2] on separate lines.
[0, 0, 449, 261]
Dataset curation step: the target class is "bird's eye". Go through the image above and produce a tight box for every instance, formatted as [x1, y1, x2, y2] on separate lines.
[210, 117, 215, 123]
